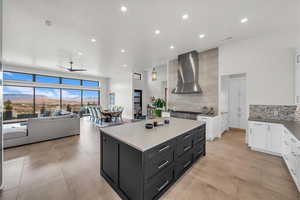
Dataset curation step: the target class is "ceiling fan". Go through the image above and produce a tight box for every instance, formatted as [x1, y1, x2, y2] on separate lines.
[58, 61, 87, 72]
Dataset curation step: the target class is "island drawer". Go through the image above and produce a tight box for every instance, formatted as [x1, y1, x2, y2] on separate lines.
[175, 149, 193, 178]
[193, 141, 205, 160]
[144, 147, 174, 179]
[144, 139, 176, 162]
[176, 132, 194, 158]
[144, 166, 174, 200]
[193, 129, 205, 144]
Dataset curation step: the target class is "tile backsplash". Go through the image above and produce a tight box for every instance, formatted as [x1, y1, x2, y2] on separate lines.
[249, 105, 297, 121]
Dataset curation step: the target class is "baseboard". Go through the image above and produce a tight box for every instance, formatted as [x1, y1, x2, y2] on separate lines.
[250, 147, 281, 157]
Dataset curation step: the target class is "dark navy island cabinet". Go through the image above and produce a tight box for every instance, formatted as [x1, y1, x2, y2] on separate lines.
[100, 124, 206, 200]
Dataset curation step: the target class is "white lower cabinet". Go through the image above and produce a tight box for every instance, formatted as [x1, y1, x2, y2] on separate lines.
[248, 121, 300, 192]
[248, 122, 282, 155]
[197, 115, 222, 140]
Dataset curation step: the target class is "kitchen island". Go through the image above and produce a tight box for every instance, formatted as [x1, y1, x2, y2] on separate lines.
[99, 118, 206, 200]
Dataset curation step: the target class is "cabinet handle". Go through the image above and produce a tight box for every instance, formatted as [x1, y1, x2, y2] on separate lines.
[157, 180, 169, 192]
[196, 151, 203, 156]
[159, 145, 170, 152]
[184, 134, 192, 140]
[184, 160, 192, 168]
[183, 145, 191, 152]
[158, 160, 169, 169]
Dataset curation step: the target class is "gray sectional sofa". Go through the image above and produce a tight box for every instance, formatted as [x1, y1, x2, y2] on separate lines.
[3, 115, 80, 148]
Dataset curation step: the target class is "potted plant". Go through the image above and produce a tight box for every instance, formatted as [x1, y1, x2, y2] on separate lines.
[4, 100, 13, 120]
[153, 98, 166, 117]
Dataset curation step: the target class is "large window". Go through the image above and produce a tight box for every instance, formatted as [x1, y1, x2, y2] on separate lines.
[4, 72, 33, 82]
[3, 71, 102, 120]
[36, 75, 60, 84]
[82, 90, 99, 106]
[35, 88, 60, 116]
[82, 80, 99, 87]
[62, 89, 81, 113]
[3, 86, 34, 120]
[62, 78, 81, 85]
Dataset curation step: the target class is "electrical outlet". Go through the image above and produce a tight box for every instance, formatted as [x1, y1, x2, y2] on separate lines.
[274, 111, 279, 116]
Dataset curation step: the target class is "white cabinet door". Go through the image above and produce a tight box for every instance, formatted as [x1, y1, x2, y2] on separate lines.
[295, 50, 300, 104]
[250, 123, 268, 150]
[297, 147, 300, 188]
[197, 116, 211, 140]
[268, 124, 282, 154]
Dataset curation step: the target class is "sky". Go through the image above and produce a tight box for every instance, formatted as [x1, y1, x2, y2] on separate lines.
[4, 86, 99, 100]
[3, 72, 99, 100]
[4, 71, 99, 86]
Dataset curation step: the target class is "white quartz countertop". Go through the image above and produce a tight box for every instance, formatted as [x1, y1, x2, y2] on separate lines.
[100, 118, 205, 152]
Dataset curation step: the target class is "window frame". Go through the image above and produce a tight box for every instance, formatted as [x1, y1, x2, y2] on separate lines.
[133, 73, 142, 80]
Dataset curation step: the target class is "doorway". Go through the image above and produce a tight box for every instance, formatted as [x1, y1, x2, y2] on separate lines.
[228, 74, 247, 129]
[133, 90, 142, 119]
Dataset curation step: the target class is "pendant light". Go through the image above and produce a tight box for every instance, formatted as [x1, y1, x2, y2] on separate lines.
[152, 68, 157, 81]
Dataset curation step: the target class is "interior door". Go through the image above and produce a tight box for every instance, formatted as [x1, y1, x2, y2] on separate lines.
[229, 78, 240, 128]
[229, 76, 246, 129]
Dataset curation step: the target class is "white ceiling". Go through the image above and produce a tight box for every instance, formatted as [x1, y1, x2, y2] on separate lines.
[3, 0, 300, 78]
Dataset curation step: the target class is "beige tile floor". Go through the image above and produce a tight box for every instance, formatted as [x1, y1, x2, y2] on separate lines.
[0, 118, 299, 200]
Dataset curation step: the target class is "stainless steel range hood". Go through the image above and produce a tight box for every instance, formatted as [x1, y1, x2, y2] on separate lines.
[172, 50, 202, 94]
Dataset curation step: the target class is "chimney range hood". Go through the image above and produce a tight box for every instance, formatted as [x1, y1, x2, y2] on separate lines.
[172, 50, 202, 94]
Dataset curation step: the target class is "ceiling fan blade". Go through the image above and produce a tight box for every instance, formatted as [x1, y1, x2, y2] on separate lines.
[69, 68, 87, 72]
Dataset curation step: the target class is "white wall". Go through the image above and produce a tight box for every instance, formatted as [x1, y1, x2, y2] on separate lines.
[4, 64, 109, 108]
[219, 31, 298, 115]
[108, 71, 133, 119]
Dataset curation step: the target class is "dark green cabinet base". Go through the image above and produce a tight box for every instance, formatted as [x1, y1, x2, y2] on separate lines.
[100, 124, 206, 200]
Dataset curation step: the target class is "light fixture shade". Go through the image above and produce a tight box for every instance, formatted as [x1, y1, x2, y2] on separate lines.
[152, 68, 157, 81]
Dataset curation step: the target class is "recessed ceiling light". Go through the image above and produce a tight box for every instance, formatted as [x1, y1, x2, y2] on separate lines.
[199, 34, 206, 39]
[155, 30, 160, 35]
[170, 45, 175, 49]
[122, 64, 127, 68]
[121, 49, 126, 53]
[78, 52, 83, 56]
[90, 38, 96, 43]
[182, 14, 189, 20]
[241, 17, 248, 24]
[120, 6, 127, 12]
